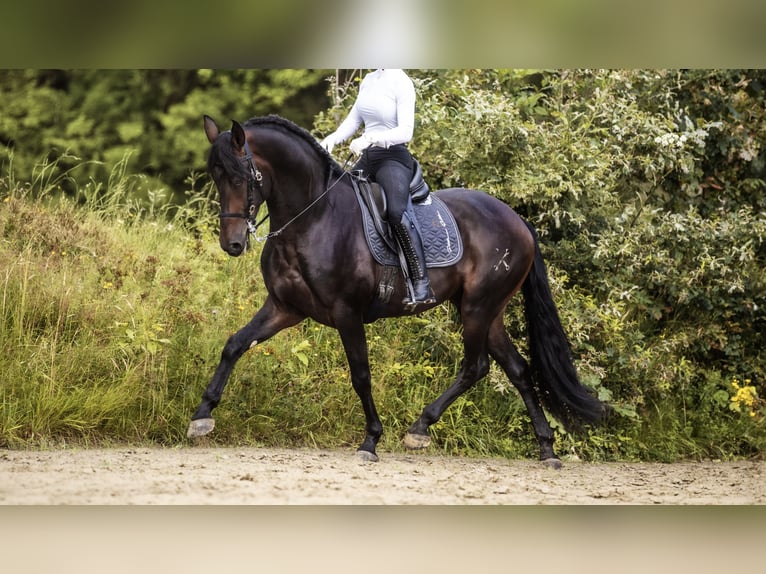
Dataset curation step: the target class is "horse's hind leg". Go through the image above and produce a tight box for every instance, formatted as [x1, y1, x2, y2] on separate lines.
[404, 310, 491, 449]
[486, 317, 561, 468]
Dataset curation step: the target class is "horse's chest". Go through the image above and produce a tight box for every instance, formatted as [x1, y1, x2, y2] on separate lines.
[263, 249, 327, 309]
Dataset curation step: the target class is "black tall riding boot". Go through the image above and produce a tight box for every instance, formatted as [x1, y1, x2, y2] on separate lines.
[391, 213, 436, 306]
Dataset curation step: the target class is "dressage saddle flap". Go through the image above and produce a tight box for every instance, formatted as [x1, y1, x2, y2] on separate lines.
[410, 162, 430, 202]
[353, 179, 463, 269]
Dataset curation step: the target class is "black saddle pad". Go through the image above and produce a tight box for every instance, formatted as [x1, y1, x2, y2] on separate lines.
[355, 190, 463, 268]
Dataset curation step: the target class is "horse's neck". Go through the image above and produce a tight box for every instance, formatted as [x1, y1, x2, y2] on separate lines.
[252, 130, 305, 186]
[253, 131, 333, 230]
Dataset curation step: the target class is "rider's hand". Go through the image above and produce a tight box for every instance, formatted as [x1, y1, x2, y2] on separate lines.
[350, 134, 372, 156]
[320, 135, 336, 154]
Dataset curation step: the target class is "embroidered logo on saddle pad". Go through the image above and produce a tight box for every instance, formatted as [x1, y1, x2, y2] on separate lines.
[354, 183, 463, 268]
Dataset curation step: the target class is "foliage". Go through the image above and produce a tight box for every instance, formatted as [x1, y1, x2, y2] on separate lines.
[0, 69, 331, 204]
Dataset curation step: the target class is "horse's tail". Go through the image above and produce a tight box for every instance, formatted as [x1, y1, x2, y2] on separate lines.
[520, 220, 607, 431]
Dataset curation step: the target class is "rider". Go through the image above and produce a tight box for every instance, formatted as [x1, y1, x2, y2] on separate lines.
[320, 69, 436, 306]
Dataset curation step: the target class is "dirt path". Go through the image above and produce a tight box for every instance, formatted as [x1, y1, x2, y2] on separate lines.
[1, 446, 763, 504]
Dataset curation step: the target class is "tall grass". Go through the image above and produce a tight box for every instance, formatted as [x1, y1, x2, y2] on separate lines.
[2, 155, 763, 460]
[1, 155, 220, 446]
[0, 155, 537, 456]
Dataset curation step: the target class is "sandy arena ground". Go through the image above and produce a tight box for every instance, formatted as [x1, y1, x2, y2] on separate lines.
[1, 446, 763, 504]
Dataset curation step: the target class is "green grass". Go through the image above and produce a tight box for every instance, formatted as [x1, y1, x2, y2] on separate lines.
[1, 157, 764, 461]
[0, 170, 533, 455]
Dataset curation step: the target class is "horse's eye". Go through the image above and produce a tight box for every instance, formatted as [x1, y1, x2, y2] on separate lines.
[230, 177, 244, 187]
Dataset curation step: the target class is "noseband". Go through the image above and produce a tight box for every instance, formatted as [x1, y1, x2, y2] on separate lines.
[218, 140, 266, 236]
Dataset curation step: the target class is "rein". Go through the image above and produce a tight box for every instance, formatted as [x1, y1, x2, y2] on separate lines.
[218, 140, 349, 243]
[254, 173, 346, 242]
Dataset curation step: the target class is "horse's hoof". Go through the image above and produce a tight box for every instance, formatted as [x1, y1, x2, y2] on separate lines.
[356, 449, 379, 463]
[403, 432, 431, 450]
[542, 457, 562, 470]
[187, 418, 215, 438]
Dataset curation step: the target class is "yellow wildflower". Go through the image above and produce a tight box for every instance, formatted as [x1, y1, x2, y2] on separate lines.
[730, 378, 761, 418]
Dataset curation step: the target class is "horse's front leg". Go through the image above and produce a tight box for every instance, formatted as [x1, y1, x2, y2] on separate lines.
[336, 318, 382, 462]
[187, 296, 303, 438]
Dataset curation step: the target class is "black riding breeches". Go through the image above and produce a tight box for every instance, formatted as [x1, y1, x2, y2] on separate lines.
[352, 144, 414, 222]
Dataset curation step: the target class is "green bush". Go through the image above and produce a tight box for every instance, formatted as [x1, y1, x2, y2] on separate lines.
[0, 69, 331, 204]
[317, 69, 766, 460]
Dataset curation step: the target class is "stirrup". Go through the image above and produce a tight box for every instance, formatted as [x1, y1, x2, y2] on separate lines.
[403, 278, 436, 308]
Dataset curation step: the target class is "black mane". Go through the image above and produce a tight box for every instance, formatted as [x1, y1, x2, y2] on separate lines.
[207, 114, 345, 181]
[244, 115, 345, 178]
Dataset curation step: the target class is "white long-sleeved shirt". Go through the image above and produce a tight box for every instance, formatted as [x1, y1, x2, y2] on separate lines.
[329, 69, 415, 149]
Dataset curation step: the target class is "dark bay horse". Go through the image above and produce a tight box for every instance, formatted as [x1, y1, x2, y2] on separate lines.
[189, 114, 606, 468]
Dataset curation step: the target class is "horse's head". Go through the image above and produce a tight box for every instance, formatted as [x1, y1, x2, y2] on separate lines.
[203, 115, 264, 256]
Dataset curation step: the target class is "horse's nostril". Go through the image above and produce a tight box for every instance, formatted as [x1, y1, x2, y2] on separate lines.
[226, 242, 244, 256]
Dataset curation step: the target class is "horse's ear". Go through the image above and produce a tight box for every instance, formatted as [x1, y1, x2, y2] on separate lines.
[231, 120, 246, 150]
[203, 115, 220, 144]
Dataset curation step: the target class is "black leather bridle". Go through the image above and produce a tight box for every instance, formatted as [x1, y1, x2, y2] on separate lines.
[218, 140, 266, 236]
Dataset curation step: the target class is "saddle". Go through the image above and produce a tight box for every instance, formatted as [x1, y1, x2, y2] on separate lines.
[352, 162, 463, 271]
[357, 161, 430, 227]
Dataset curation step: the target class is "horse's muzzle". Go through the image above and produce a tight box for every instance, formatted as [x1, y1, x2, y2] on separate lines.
[223, 241, 246, 256]
[219, 219, 249, 256]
